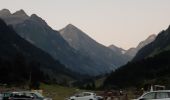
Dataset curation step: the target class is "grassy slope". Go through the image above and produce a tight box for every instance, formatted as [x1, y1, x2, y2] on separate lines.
[40, 84, 83, 100]
[95, 77, 106, 88]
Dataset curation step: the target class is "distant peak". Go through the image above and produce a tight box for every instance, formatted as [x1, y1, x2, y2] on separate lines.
[109, 44, 125, 51]
[63, 24, 82, 32]
[31, 14, 42, 19]
[30, 14, 42, 21]
[0, 9, 11, 16]
[0, 9, 11, 13]
[66, 24, 77, 29]
[109, 44, 116, 48]
[13, 9, 28, 17]
[30, 14, 47, 25]
[147, 34, 156, 40]
[167, 25, 170, 31]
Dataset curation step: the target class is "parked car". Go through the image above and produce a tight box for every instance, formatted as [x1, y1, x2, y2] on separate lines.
[2, 92, 32, 100]
[0, 94, 3, 100]
[134, 90, 170, 100]
[2, 91, 52, 100]
[96, 96, 103, 100]
[67, 92, 97, 100]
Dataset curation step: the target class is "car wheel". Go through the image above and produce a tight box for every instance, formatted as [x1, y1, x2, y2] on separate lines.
[71, 99, 75, 100]
[89, 99, 93, 100]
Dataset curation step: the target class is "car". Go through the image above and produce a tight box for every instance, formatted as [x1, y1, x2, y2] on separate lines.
[25, 92, 52, 100]
[96, 96, 103, 100]
[2, 92, 33, 100]
[67, 92, 98, 100]
[0, 94, 3, 100]
[2, 91, 52, 100]
[134, 90, 170, 100]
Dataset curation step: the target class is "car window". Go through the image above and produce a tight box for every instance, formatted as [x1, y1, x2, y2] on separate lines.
[75, 93, 84, 97]
[23, 93, 32, 97]
[143, 92, 156, 99]
[83, 93, 91, 96]
[3, 93, 11, 97]
[156, 92, 169, 99]
[168, 92, 170, 98]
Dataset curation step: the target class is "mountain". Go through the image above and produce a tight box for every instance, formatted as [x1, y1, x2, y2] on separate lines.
[59, 24, 129, 72]
[104, 50, 170, 88]
[133, 26, 170, 61]
[108, 34, 156, 60]
[0, 9, 114, 76]
[104, 26, 170, 88]
[0, 9, 29, 25]
[108, 45, 133, 62]
[0, 18, 76, 85]
[123, 34, 156, 58]
[108, 45, 126, 55]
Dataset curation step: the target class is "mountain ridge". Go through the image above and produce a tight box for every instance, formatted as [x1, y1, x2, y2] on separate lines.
[133, 26, 170, 61]
[104, 25, 170, 88]
[0, 9, 117, 76]
[60, 24, 130, 72]
[0, 18, 78, 85]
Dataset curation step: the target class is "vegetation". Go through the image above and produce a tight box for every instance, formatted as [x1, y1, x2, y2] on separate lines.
[0, 53, 47, 89]
[104, 26, 170, 89]
[40, 83, 83, 100]
[133, 26, 170, 61]
[0, 18, 80, 88]
[104, 50, 170, 89]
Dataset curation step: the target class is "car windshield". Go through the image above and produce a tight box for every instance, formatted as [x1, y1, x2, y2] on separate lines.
[140, 92, 156, 99]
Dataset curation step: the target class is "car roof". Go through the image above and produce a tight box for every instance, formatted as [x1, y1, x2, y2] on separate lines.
[82, 92, 95, 94]
[151, 90, 170, 92]
[142, 90, 170, 95]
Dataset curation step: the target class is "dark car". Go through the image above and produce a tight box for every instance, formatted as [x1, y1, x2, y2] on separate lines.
[2, 92, 32, 100]
[2, 91, 52, 100]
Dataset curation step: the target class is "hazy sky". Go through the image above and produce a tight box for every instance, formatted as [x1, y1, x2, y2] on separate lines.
[0, 0, 170, 49]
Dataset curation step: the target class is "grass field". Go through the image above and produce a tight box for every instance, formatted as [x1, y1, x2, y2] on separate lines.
[40, 84, 83, 100]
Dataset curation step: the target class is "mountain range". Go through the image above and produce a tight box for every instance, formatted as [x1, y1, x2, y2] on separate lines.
[104, 25, 170, 88]
[0, 9, 130, 76]
[1, 8, 168, 88]
[59, 24, 130, 72]
[133, 26, 170, 61]
[109, 34, 156, 60]
[0, 18, 77, 85]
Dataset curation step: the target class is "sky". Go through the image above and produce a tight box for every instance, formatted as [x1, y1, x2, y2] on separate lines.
[0, 0, 170, 50]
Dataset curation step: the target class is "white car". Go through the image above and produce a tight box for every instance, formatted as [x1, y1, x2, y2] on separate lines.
[134, 90, 170, 100]
[0, 94, 2, 100]
[67, 92, 97, 100]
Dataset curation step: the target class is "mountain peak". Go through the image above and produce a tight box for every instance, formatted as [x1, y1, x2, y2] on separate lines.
[65, 24, 79, 30]
[30, 14, 38, 17]
[0, 9, 11, 16]
[147, 34, 156, 40]
[30, 14, 48, 26]
[166, 25, 170, 32]
[30, 14, 44, 21]
[30, 14, 42, 21]
[13, 9, 28, 17]
[136, 34, 156, 51]
[109, 45, 126, 54]
[60, 24, 84, 36]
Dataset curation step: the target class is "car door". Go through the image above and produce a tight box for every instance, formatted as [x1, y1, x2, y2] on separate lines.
[140, 92, 157, 100]
[155, 92, 170, 100]
[82, 93, 91, 100]
[74, 93, 84, 100]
